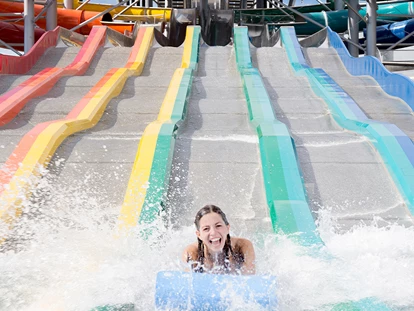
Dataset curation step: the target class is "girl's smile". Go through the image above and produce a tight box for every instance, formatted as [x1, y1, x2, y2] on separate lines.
[196, 212, 230, 253]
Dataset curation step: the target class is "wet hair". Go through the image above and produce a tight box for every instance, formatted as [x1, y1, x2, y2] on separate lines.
[193, 204, 233, 273]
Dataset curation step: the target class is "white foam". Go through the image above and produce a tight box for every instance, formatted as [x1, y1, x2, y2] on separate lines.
[1, 173, 414, 310]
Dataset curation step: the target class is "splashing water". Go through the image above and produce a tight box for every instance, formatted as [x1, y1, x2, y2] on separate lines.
[1, 168, 414, 310]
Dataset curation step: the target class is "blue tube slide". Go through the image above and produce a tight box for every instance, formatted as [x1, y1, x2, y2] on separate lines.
[364, 19, 414, 43]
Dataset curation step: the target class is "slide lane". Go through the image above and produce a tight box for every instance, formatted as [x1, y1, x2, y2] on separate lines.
[233, 27, 320, 244]
[0, 26, 122, 174]
[45, 32, 186, 231]
[282, 27, 414, 219]
[0, 27, 155, 244]
[0, 29, 130, 196]
[166, 43, 273, 237]
[303, 46, 414, 141]
[117, 27, 200, 232]
[253, 28, 413, 233]
[236, 26, 403, 310]
[0, 27, 109, 126]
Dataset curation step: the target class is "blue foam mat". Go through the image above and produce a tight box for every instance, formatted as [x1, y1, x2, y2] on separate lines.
[155, 271, 277, 310]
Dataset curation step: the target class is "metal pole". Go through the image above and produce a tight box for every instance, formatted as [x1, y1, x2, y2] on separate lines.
[46, 0, 57, 30]
[76, 0, 91, 10]
[257, 0, 265, 8]
[348, 0, 359, 57]
[335, 0, 344, 11]
[64, 0, 73, 9]
[113, 0, 140, 19]
[385, 29, 414, 51]
[315, 0, 332, 11]
[71, 0, 130, 32]
[24, 0, 35, 53]
[366, 0, 377, 56]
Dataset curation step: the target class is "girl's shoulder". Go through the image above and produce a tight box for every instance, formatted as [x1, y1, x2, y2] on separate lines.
[182, 242, 198, 262]
[231, 237, 253, 250]
[185, 242, 198, 252]
[184, 242, 198, 255]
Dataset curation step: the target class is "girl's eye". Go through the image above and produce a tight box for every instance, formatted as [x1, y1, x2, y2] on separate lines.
[216, 224, 221, 228]
[203, 228, 209, 231]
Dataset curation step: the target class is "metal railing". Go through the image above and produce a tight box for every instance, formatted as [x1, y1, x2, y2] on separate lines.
[0, 39, 23, 56]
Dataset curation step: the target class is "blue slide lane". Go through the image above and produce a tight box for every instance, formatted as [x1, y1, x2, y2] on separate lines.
[281, 26, 414, 216]
[279, 25, 400, 311]
[327, 27, 414, 111]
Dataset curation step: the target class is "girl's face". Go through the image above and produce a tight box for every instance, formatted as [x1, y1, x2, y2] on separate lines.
[196, 212, 230, 254]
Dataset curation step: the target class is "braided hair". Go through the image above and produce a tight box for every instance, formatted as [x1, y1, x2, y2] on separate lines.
[193, 205, 234, 273]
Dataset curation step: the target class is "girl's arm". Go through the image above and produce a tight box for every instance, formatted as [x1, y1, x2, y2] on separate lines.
[182, 244, 197, 272]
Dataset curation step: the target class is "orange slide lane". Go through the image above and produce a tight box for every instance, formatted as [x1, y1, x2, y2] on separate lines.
[0, 27, 152, 235]
[0, 26, 107, 127]
[0, 26, 85, 74]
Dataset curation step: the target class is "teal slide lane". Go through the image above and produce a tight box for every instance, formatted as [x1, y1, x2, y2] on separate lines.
[281, 26, 414, 215]
[139, 26, 201, 226]
[234, 26, 322, 246]
[327, 27, 414, 111]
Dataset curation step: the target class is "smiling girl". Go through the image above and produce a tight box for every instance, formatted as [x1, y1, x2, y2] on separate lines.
[182, 205, 256, 275]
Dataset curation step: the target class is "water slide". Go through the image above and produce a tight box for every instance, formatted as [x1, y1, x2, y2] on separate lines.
[253, 32, 414, 232]
[1, 24, 414, 310]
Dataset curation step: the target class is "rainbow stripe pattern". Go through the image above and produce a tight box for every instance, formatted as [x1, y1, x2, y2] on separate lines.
[0, 26, 154, 244]
[117, 26, 200, 232]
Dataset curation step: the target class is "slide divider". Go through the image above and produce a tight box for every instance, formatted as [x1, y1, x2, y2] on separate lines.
[117, 26, 201, 233]
[327, 27, 414, 111]
[234, 26, 322, 246]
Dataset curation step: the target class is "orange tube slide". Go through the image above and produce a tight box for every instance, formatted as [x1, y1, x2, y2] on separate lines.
[0, 1, 133, 35]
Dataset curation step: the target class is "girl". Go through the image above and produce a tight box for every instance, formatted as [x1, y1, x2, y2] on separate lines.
[182, 205, 255, 275]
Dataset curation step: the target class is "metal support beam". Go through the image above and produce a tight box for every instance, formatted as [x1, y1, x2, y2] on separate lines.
[385, 29, 414, 51]
[335, 0, 344, 11]
[257, 0, 265, 8]
[316, 0, 332, 11]
[344, 0, 366, 23]
[24, 0, 35, 53]
[64, 0, 73, 9]
[366, 0, 377, 56]
[46, 0, 57, 30]
[0, 39, 23, 56]
[347, 0, 359, 57]
[71, 0, 130, 32]
[271, 0, 366, 53]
